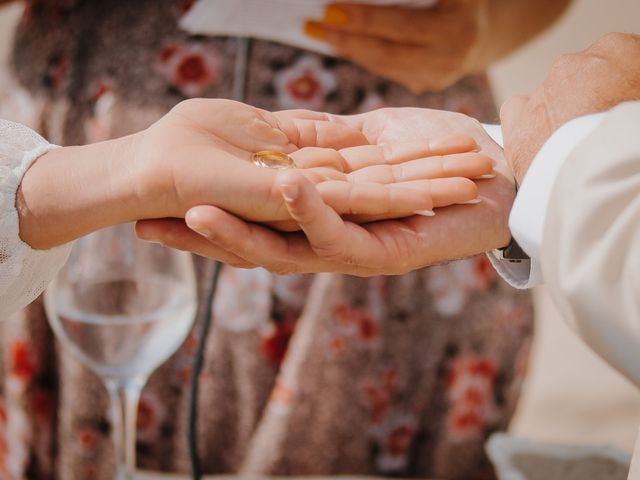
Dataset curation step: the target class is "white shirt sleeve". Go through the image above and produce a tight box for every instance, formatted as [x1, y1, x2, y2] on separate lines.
[486, 114, 605, 289]
[0, 120, 72, 320]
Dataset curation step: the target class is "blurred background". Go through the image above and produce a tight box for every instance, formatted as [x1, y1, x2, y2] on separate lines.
[1, 0, 639, 454]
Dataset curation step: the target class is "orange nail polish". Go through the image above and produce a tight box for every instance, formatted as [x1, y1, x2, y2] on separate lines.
[304, 21, 327, 40]
[324, 5, 349, 25]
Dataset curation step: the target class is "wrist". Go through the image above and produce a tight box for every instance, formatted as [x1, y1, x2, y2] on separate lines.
[18, 134, 142, 249]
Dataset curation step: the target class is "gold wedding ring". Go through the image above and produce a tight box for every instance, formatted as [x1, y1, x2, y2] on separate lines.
[251, 150, 296, 169]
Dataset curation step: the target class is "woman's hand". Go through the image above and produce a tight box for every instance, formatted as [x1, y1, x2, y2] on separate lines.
[132, 99, 491, 229]
[136, 107, 513, 275]
[305, 1, 491, 93]
[17, 99, 492, 249]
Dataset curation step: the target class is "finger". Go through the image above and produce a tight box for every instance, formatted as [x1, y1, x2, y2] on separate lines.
[276, 170, 405, 270]
[291, 134, 478, 174]
[281, 166, 507, 274]
[316, 3, 455, 45]
[307, 28, 458, 92]
[135, 218, 255, 269]
[183, 206, 336, 275]
[280, 171, 441, 275]
[273, 111, 368, 149]
[429, 177, 480, 207]
[338, 134, 478, 171]
[291, 147, 351, 172]
[318, 177, 479, 216]
[346, 152, 494, 184]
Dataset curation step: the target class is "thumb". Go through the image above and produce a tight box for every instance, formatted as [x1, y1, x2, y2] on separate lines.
[275, 170, 352, 262]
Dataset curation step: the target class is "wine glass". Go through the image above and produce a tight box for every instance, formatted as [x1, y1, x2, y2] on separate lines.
[44, 224, 197, 480]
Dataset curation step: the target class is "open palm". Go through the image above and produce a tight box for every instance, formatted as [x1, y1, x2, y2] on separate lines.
[136, 107, 513, 275]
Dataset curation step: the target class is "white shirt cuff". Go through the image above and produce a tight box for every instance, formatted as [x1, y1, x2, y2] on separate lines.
[482, 124, 536, 288]
[482, 123, 503, 147]
[491, 113, 605, 289]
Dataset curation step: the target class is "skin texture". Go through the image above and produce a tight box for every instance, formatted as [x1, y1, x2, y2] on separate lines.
[16, 99, 491, 249]
[501, 32, 640, 183]
[137, 108, 514, 275]
[304, 0, 572, 93]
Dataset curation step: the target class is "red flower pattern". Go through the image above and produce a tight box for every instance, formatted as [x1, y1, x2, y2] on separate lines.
[76, 427, 99, 450]
[386, 424, 415, 456]
[31, 389, 54, 424]
[10, 340, 36, 383]
[427, 255, 498, 317]
[286, 72, 321, 102]
[157, 43, 220, 97]
[175, 0, 197, 17]
[260, 321, 295, 365]
[0, 401, 6, 427]
[137, 400, 154, 433]
[445, 356, 498, 441]
[274, 56, 337, 110]
[361, 368, 398, 424]
[137, 392, 166, 441]
[328, 303, 381, 358]
[368, 412, 419, 473]
[471, 255, 497, 290]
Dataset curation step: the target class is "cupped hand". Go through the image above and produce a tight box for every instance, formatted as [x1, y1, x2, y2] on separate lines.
[16, 99, 491, 250]
[131, 99, 493, 227]
[501, 33, 640, 184]
[304, 1, 489, 93]
[137, 107, 514, 275]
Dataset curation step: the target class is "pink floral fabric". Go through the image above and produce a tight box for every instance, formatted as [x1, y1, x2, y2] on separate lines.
[1, 1, 533, 479]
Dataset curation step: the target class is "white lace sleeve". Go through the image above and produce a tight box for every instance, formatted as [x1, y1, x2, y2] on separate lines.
[0, 120, 72, 320]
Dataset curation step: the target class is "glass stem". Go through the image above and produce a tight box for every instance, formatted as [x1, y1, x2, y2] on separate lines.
[105, 377, 145, 480]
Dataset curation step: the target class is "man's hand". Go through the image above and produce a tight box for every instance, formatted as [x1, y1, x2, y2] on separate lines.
[136, 108, 514, 275]
[501, 33, 640, 183]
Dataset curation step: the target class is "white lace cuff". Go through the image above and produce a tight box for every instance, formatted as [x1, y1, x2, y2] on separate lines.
[0, 120, 72, 320]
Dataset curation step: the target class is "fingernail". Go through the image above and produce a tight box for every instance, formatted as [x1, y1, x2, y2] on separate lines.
[430, 134, 478, 153]
[461, 197, 482, 205]
[188, 222, 213, 239]
[136, 228, 155, 242]
[413, 210, 435, 217]
[474, 172, 497, 180]
[324, 5, 349, 25]
[304, 21, 327, 40]
[280, 183, 300, 202]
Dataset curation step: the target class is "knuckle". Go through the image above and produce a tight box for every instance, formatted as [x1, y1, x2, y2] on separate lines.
[549, 53, 576, 74]
[269, 262, 299, 275]
[227, 259, 251, 269]
[380, 143, 393, 160]
[213, 234, 245, 255]
[594, 32, 629, 49]
[312, 241, 351, 263]
[172, 98, 197, 112]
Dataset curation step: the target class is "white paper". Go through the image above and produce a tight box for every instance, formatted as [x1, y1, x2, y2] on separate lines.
[180, 0, 438, 55]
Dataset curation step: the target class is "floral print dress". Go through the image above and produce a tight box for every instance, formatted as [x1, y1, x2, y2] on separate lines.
[0, 1, 533, 479]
